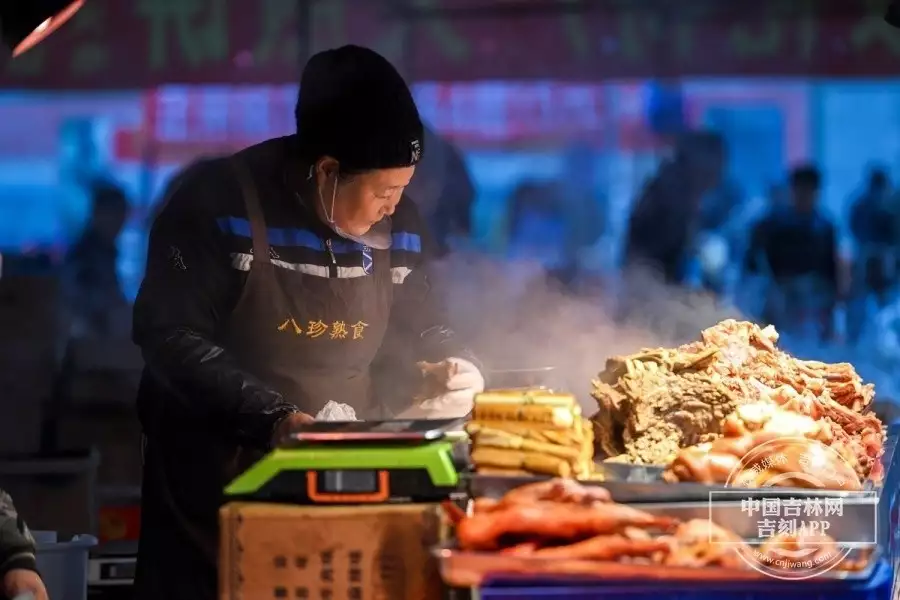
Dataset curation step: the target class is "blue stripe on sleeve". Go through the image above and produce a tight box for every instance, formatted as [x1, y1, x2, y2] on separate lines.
[218, 217, 421, 253]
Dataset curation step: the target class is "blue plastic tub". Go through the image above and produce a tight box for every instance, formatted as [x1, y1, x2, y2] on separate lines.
[478, 559, 893, 600]
[33, 531, 98, 600]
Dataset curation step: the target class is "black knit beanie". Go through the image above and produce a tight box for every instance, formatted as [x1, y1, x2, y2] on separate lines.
[295, 45, 424, 172]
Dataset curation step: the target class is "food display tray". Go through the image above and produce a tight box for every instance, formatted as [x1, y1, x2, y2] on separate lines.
[467, 433, 900, 504]
[439, 501, 882, 589]
[597, 462, 667, 483]
[439, 550, 886, 590]
[438, 547, 879, 588]
[467, 473, 881, 504]
[472, 559, 893, 600]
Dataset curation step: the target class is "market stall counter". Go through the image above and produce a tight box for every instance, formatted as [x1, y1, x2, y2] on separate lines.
[219, 319, 900, 600]
[218, 418, 468, 600]
[443, 478, 894, 600]
[451, 320, 898, 600]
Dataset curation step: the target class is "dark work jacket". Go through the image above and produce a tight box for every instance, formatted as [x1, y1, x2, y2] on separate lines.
[850, 194, 895, 248]
[747, 207, 838, 286]
[625, 163, 701, 284]
[131, 137, 459, 600]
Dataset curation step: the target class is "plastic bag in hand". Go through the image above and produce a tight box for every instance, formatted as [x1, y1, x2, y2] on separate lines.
[315, 400, 359, 421]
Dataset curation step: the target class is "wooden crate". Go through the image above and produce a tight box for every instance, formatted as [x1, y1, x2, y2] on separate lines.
[220, 502, 446, 600]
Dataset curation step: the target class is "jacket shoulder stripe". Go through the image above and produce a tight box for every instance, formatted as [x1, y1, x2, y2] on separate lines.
[218, 217, 421, 253]
[391, 232, 421, 253]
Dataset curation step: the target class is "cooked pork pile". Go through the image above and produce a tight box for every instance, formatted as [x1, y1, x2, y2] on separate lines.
[591, 320, 883, 480]
[664, 430, 863, 490]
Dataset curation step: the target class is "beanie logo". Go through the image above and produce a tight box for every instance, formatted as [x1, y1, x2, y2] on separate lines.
[410, 139, 421, 164]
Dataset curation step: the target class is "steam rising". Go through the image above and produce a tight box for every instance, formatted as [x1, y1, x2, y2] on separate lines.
[431, 254, 741, 409]
[431, 253, 900, 413]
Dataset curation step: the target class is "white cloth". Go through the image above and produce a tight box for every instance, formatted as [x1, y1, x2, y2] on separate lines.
[406, 357, 484, 419]
[315, 400, 359, 421]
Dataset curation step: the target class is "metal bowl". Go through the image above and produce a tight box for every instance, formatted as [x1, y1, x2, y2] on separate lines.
[484, 366, 560, 391]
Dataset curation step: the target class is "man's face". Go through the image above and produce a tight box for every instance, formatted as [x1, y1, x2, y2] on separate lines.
[316, 159, 415, 236]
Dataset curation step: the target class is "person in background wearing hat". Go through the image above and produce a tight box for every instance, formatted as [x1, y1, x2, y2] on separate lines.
[131, 46, 484, 599]
[0, 490, 47, 600]
[624, 131, 726, 286]
[62, 181, 131, 337]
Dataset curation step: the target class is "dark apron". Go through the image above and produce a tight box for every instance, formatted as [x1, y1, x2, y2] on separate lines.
[134, 155, 393, 600]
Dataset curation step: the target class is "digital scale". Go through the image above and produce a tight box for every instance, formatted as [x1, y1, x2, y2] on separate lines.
[224, 418, 469, 504]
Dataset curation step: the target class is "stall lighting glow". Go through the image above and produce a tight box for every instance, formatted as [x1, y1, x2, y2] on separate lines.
[11, 0, 84, 57]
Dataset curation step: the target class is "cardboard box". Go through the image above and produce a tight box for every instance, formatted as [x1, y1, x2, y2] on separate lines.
[220, 502, 447, 600]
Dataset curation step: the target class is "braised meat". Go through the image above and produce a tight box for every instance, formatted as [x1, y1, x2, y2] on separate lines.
[456, 479, 867, 573]
[591, 320, 883, 480]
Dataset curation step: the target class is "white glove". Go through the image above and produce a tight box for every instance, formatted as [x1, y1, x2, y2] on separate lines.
[415, 357, 484, 418]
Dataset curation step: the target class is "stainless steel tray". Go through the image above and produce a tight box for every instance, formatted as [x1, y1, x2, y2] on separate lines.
[468, 433, 900, 504]
[466, 474, 882, 504]
[877, 433, 899, 489]
[435, 546, 881, 588]
[438, 501, 881, 588]
[598, 461, 667, 483]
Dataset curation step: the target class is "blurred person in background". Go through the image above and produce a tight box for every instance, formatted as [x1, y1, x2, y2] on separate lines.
[0, 491, 47, 600]
[62, 181, 131, 338]
[623, 131, 726, 286]
[147, 157, 225, 229]
[745, 165, 841, 341]
[404, 124, 476, 256]
[57, 118, 123, 249]
[848, 167, 897, 343]
[506, 180, 575, 286]
[688, 177, 747, 297]
[767, 181, 791, 210]
[697, 177, 744, 239]
[131, 46, 482, 600]
[56, 119, 96, 248]
[557, 141, 607, 284]
[731, 182, 788, 317]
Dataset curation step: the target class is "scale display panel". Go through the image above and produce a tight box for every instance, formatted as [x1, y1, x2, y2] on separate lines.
[281, 418, 464, 445]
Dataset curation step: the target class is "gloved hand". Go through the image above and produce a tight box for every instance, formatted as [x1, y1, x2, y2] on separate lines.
[413, 357, 484, 418]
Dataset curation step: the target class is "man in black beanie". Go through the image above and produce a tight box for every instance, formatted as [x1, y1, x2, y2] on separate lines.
[131, 46, 483, 599]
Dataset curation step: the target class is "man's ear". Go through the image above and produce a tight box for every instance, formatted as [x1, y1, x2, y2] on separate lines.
[316, 156, 340, 182]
